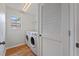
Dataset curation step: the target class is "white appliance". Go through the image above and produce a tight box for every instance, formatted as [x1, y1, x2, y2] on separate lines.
[25, 32, 30, 47]
[29, 32, 38, 55]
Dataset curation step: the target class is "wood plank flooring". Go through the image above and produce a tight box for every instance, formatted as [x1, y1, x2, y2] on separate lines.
[5, 44, 35, 56]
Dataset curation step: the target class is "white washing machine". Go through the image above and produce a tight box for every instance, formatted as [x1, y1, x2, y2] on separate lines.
[29, 32, 38, 55]
[25, 32, 30, 47]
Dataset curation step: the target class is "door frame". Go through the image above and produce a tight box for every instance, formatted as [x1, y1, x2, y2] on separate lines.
[0, 4, 6, 56]
[69, 3, 77, 56]
[3, 4, 6, 56]
[73, 3, 78, 56]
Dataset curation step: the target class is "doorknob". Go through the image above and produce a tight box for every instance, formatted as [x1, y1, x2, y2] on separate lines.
[76, 43, 79, 48]
[39, 34, 42, 36]
[0, 41, 5, 45]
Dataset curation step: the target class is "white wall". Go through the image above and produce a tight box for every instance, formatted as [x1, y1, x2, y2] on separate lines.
[23, 3, 39, 32]
[6, 4, 38, 48]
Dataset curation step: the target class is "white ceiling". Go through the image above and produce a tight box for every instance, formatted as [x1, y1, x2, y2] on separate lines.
[6, 3, 25, 11]
[6, 3, 38, 16]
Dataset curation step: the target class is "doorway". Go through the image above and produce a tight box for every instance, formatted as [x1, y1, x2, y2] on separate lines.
[38, 3, 70, 56]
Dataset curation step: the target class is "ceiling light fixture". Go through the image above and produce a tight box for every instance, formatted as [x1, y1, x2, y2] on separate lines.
[22, 3, 31, 12]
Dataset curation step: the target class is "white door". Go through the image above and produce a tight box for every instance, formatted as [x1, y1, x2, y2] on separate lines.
[39, 3, 70, 56]
[0, 4, 6, 56]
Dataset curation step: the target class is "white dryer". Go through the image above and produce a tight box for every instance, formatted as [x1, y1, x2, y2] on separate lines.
[25, 32, 30, 47]
[29, 32, 38, 55]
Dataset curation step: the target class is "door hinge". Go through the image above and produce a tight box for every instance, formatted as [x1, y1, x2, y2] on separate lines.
[76, 43, 79, 48]
[68, 30, 71, 37]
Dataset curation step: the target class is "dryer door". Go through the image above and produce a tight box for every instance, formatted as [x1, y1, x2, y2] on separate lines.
[30, 37, 35, 47]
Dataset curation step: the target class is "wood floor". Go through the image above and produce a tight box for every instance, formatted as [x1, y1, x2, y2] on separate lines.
[5, 44, 35, 56]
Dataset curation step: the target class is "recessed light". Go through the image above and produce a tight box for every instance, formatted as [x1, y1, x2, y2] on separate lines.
[22, 3, 31, 12]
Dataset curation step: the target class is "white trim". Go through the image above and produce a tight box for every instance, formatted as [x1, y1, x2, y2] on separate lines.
[3, 4, 6, 56]
[38, 3, 43, 56]
[69, 4, 78, 56]
[70, 3, 74, 56]
[69, 4, 76, 56]
[74, 4, 78, 56]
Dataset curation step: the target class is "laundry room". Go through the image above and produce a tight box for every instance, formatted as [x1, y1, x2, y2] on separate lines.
[5, 3, 39, 56]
